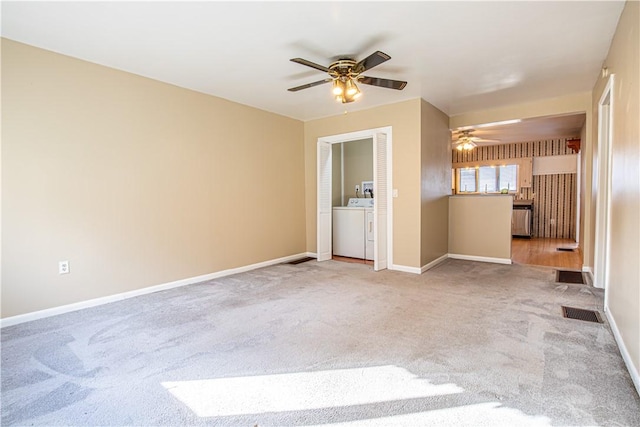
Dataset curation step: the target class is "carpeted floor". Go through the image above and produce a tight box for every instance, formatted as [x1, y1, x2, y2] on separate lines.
[2, 259, 639, 426]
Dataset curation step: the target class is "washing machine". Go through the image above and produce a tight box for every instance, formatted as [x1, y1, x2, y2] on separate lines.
[332, 198, 374, 260]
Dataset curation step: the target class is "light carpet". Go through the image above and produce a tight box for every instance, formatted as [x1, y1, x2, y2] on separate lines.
[2, 259, 639, 426]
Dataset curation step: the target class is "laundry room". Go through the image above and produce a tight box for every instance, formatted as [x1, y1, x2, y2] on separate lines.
[331, 138, 374, 263]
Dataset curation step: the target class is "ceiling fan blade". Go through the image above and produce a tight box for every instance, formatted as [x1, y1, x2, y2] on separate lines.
[354, 51, 391, 73]
[287, 78, 333, 92]
[359, 76, 407, 90]
[290, 58, 331, 73]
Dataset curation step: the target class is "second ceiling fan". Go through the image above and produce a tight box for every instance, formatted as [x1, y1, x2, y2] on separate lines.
[452, 130, 500, 151]
[288, 51, 407, 103]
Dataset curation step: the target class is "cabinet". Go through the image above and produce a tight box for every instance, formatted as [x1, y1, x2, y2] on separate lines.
[519, 157, 533, 188]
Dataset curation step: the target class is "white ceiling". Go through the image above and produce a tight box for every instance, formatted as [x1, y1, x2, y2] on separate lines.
[1, 1, 623, 130]
[454, 113, 587, 146]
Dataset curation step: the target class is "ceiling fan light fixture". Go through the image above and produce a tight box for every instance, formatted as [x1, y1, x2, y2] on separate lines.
[345, 79, 359, 96]
[338, 93, 355, 104]
[456, 141, 477, 151]
[334, 79, 361, 104]
[288, 51, 407, 104]
[332, 79, 344, 96]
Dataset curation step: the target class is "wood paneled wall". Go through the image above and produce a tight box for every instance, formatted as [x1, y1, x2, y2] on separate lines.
[452, 138, 578, 239]
[530, 174, 577, 239]
[452, 138, 574, 163]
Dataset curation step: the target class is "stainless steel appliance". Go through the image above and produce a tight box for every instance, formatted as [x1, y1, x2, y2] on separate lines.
[512, 200, 533, 237]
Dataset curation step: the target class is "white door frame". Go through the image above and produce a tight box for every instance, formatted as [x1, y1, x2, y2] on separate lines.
[575, 151, 581, 244]
[594, 75, 614, 307]
[317, 127, 393, 269]
[316, 140, 333, 262]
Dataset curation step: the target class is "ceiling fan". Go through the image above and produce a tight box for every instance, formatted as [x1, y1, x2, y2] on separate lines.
[287, 51, 407, 103]
[452, 129, 500, 151]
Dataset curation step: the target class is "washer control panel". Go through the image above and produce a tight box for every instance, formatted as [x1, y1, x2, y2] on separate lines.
[347, 198, 374, 208]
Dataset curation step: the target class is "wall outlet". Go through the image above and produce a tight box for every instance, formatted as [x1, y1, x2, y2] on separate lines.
[355, 185, 360, 193]
[59, 260, 70, 275]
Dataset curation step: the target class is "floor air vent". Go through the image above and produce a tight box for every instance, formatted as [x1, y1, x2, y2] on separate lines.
[556, 247, 575, 252]
[287, 257, 315, 265]
[556, 270, 585, 284]
[562, 306, 603, 323]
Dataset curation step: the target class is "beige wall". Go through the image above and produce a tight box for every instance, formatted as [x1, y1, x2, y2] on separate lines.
[1, 39, 306, 318]
[448, 195, 512, 260]
[591, 1, 639, 381]
[343, 138, 373, 201]
[420, 100, 451, 266]
[304, 99, 422, 268]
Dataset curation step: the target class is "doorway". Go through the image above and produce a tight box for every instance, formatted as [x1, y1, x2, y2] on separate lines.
[331, 138, 374, 265]
[317, 127, 393, 271]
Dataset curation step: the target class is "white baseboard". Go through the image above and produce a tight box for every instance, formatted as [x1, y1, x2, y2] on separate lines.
[390, 264, 422, 274]
[448, 253, 512, 265]
[421, 253, 449, 273]
[394, 252, 510, 274]
[581, 266, 599, 288]
[605, 306, 640, 396]
[0, 252, 313, 328]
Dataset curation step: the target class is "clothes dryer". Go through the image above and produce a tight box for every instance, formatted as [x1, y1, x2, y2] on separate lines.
[332, 198, 374, 260]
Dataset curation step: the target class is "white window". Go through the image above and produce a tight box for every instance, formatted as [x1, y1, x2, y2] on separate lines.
[498, 165, 517, 191]
[459, 168, 477, 193]
[455, 164, 518, 194]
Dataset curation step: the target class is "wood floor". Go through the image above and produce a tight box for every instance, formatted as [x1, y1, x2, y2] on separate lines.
[511, 237, 582, 270]
[333, 238, 582, 270]
[332, 255, 374, 266]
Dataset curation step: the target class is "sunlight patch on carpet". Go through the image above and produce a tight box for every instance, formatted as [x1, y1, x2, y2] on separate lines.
[307, 402, 552, 426]
[162, 365, 463, 417]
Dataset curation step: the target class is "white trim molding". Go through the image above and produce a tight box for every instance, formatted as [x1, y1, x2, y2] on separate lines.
[582, 266, 594, 286]
[0, 252, 314, 328]
[394, 253, 511, 274]
[421, 254, 449, 273]
[582, 265, 593, 274]
[448, 253, 512, 265]
[390, 264, 422, 275]
[605, 307, 640, 396]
